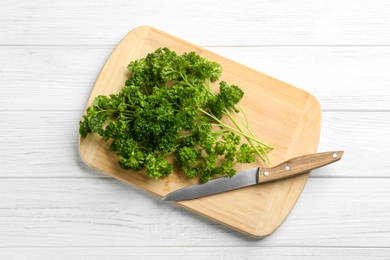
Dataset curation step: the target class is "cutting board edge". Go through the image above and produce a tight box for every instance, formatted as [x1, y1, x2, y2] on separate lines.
[144, 26, 323, 104]
[77, 25, 323, 238]
[253, 93, 322, 237]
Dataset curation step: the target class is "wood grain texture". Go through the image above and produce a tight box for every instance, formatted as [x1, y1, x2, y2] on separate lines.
[1, 46, 390, 111]
[1, 0, 390, 46]
[0, 111, 387, 178]
[258, 151, 343, 184]
[1, 0, 390, 258]
[78, 26, 321, 237]
[0, 178, 389, 247]
[1, 247, 390, 260]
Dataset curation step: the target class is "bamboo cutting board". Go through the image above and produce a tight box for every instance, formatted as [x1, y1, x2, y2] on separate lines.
[79, 26, 321, 237]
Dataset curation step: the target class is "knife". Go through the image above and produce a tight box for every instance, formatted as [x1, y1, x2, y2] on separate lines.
[161, 151, 343, 201]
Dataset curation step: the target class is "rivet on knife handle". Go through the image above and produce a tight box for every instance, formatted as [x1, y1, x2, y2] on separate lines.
[161, 151, 344, 201]
[258, 151, 344, 184]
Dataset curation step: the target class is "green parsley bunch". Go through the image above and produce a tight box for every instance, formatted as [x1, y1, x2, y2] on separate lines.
[80, 47, 272, 182]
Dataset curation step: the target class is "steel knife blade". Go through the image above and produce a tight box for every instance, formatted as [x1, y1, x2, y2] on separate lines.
[161, 151, 343, 201]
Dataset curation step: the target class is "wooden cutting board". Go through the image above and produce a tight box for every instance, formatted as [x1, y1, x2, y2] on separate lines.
[79, 26, 321, 237]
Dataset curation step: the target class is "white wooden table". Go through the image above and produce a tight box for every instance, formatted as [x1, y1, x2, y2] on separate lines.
[1, 1, 390, 259]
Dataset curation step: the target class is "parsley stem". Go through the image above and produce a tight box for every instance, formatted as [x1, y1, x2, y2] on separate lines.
[230, 105, 271, 164]
[198, 108, 272, 152]
[223, 108, 267, 162]
[81, 47, 273, 182]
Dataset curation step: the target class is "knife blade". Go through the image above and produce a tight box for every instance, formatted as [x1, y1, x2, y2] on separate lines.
[161, 151, 343, 201]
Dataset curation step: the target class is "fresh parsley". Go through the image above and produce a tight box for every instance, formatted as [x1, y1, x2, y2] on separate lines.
[79, 47, 272, 182]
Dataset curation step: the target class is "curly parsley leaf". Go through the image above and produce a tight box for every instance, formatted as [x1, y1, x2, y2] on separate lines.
[79, 47, 273, 182]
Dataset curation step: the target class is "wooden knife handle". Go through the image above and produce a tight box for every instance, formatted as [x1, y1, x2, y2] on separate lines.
[257, 151, 344, 184]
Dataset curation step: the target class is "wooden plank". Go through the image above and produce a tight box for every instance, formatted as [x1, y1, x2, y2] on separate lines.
[1, 0, 390, 46]
[0, 178, 389, 247]
[0, 111, 100, 178]
[0, 46, 111, 112]
[315, 112, 390, 178]
[0, 0, 388, 257]
[78, 26, 321, 237]
[1, 46, 390, 111]
[1, 247, 390, 260]
[208, 46, 390, 111]
[0, 111, 388, 178]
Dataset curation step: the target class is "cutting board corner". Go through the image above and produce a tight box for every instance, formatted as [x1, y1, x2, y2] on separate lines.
[78, 26, 322, 237]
